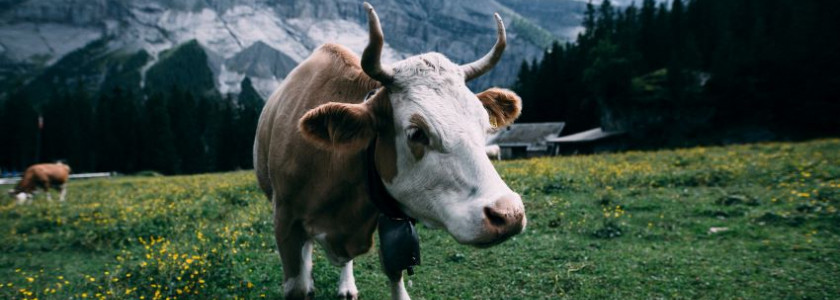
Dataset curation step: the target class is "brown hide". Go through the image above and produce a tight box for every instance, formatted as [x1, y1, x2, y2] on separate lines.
[14, 163, 70, 193]
[254, 44, 386, 271]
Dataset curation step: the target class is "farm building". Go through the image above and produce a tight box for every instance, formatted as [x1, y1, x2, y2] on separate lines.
[547, 127, 627, 155]
[486, 122, 565, 160]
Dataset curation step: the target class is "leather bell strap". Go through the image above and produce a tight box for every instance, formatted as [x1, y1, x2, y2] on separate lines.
[366, 139, 421, 275]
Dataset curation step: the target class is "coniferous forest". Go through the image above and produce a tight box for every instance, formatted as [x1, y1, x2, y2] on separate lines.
[0, 77, 263, 175]
[2, 0, 839, 174]
[514, 0, 840, 146]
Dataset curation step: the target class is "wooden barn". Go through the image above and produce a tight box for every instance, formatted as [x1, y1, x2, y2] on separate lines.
[547, 127, 627, 155]
[486, 122, 566, 160]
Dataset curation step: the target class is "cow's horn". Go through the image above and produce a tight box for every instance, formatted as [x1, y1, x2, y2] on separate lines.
[462, 13, 507, 82]
[361, 2, 395, 85]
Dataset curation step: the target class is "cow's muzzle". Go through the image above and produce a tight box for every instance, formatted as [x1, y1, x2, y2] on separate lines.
[471, 193, 526, 248]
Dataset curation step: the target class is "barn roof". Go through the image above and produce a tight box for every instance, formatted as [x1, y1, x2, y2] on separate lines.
[547, 127, 624, 143]
[487, 122, 566, 149]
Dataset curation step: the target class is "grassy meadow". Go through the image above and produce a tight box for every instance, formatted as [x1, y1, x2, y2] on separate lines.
[2, 139, 839, 299]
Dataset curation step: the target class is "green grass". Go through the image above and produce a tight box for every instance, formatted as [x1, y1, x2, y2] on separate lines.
[2, 139, 840, 299]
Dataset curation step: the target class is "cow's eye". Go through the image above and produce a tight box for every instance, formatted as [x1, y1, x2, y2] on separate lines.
[407, 127, 430, 146]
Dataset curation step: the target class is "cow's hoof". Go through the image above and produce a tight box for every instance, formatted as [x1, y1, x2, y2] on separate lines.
[337, 291, 359, 300]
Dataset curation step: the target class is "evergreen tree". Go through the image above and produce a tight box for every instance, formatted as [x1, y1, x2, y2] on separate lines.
[42, 92, 73, 164]
[215, 94, 238, 171]
[583, 40, 632, 131]
[167, 87, 206, 174]
[579, 1, 598, 49]
[595, 0, 615, 41]
[0, 101, 5, 172]
[650, 3, 670, 70]
[94, 87, 142, 173]
[235, 77, 265, 169]
[196, 94, 218, 172]
[512, 60, 534, 112]
[69, 84, 95, 172]
[666, 0, 688, 103]
[637, 0, 658, 72]
[143, 92, 179, 174]
[0, 95, 39, 171]
[94, 90, 115, 171]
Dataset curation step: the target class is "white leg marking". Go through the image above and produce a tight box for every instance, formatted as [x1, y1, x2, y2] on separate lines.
[337, 260, 358, 299]
[283, 240, 314, 296]
[59, 184, 67, 202]
[15, 193, 28, 205]
[390, 275, 410, 300]
[46, 190, 53, 202]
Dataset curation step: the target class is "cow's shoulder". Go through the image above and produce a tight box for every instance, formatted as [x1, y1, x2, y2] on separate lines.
[283, 43, 381, 106]
[316, 43, 363, 69]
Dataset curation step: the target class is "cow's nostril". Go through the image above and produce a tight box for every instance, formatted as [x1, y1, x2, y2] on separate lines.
[484, 206, 507, 227]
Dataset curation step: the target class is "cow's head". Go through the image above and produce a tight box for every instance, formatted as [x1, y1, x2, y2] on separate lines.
[299, 3, 525, 247]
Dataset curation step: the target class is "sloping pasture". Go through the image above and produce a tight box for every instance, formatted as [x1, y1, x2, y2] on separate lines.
[2, 139, 839, 299]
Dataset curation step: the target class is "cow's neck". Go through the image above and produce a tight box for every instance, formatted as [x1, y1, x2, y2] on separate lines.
[366, 138, 409, 220]
[367, 138, 422, 277]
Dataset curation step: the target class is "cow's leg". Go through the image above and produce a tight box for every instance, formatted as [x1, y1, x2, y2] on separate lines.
[388, 272, 410, 300]
[381, 248, 410, 300]
[59, 184, 67, 202]
[337, 260, 358, 299]
[276, 218, 315, 300]
[15, 193, 28, 205]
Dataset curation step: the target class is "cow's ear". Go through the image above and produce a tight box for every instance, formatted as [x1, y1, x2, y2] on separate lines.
[299, 102, 376, 152]
[477, 88, 521, 128]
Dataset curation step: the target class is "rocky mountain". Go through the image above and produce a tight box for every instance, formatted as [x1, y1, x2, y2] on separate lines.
[0, 0, 592, 101]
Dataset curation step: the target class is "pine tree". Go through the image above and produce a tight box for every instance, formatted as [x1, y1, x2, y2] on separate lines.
[0, 100, 5, 172]
[94, 89, 117, 171]
[235, 77, 264, 170]
[94, 87, 143, 173]
[215, 94, 238, 171]
[0, 95, 39, 171]
[579, 1, 598, 49]
[650, 3, 670, 70]
[595, 0, 615, 41]
[167, 87, 206, 174]
[196, 95, 218, 172]
[69, 84, 95, 172]
[42, 92, 74, 164]
[638, 0, 658, 72]
[144, 92, 179, 174]
[512, 60, 533, 109]
[667, 0, 687, 103]
[583, 40, 632, 131]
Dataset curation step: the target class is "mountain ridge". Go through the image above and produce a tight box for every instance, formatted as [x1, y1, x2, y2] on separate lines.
[0, 0, 589, 100]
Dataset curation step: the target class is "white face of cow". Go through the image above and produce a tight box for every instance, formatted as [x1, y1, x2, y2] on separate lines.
[299, 3, 525, 247]
[382, 54, 525, 246]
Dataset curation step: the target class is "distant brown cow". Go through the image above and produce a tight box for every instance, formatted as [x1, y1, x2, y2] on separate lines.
[7, 162, 70, 204]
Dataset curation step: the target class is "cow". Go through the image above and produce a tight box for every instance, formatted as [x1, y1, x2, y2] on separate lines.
[7, 162, 71, 204]
[253, 3, 525, 299]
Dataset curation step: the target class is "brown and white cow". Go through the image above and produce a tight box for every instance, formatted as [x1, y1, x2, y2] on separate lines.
[8, 162, 71, 204]
[254, 3, 525, 299]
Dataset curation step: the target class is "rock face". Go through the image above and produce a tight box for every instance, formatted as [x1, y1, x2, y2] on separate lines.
[0, 0, 588, 99]
[498, 0, 586, 41]
[225, 41, 297, 81]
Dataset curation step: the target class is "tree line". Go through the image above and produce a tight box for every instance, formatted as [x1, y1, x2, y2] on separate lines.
[0, 78, 264, 175]
[514, 0, 840, 146]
